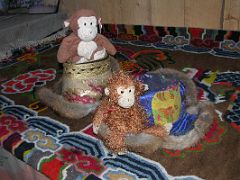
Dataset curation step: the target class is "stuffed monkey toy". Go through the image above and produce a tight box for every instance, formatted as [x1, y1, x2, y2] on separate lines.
[37, 9, 119, 120]
[93, 71, 167, 154]
[57, 9, 117, 64]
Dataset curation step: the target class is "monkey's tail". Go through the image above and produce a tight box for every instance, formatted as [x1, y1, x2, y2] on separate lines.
[124, 101, 215, 155]
[36, 83, 99, 119]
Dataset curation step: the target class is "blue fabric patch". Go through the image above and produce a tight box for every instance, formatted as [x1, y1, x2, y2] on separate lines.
[139, 72, 198, 136]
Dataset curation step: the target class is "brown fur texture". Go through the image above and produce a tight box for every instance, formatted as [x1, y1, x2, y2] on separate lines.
[57, 9, 117, 63]
[97, 68, 215, 155]
[93, 71, 167, 154]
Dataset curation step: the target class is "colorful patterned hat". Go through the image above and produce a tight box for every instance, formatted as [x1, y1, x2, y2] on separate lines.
[139, 72, 198, 136]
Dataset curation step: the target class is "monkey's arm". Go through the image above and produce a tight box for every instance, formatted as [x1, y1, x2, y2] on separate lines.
[92, 99, 110, 134]
[57, 34, 80, 63]
[95, 34, 117, 56]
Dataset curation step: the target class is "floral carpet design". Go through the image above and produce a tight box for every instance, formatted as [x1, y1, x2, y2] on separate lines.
[1, 69, 56, 94]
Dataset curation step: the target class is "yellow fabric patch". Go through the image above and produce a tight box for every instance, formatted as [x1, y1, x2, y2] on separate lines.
[152, 84, 181, 126]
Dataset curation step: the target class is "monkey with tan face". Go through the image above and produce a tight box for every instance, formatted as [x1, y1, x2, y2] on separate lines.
[93, 71, 167, 154]
[57, 9, 116, 64]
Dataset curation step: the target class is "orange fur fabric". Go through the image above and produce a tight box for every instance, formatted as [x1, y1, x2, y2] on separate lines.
[93, 71, 167, 154]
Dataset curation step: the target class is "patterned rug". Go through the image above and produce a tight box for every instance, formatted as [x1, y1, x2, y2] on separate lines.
[0, 41, 200, 179]
[0, 95, 202, 180]
[187, 68, 240, 133]
[102, 24, 240, 59]
[0, 30, 240, 179]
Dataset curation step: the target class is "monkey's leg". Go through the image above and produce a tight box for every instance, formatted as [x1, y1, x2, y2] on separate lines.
[104, 132, 127, 154]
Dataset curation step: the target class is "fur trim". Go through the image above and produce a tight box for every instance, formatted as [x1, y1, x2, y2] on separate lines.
[110, 56, 120, 72]
[37, 86, 98, 119]
[124, 101, 215, 154]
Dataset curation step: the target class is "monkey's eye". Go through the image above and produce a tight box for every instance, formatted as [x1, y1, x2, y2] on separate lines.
[90, 22, 93, 25]
[129, 89, 131, 93]
[121, 90, 124, 94]
[84, 23, 86, 26]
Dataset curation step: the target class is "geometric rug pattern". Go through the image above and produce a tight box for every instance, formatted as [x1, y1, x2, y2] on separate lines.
[0, 95, 201, 180]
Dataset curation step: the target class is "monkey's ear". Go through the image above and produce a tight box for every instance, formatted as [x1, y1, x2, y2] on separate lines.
[143, 84, 149, 91]
[104, 87, 110, 96]
[98, 17, 102, 33]
[64, 20, 70, 27]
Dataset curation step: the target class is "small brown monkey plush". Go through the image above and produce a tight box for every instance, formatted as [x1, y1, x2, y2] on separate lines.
[57, 9, 117, 64]
[93, 71, 167, 154]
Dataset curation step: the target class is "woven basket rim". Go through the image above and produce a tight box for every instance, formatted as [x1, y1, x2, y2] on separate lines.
[63, 55, 112, 78]
[64, 55, 110, 66]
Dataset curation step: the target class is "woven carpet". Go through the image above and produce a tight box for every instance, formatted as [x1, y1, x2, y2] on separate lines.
[0, 31, 240, 180]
